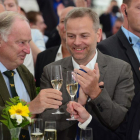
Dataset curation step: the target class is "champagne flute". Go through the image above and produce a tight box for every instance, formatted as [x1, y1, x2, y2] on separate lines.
[44, 121, 57, 140]
[51, 65, 64, 114]
[30, 118, 44, 140]
[80, 127, 93, 140]
[0, 123, 3, 140]
[66, 71, 78, 120]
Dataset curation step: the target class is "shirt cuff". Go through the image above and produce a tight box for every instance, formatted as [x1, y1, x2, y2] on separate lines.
[78, 115, 92, 130]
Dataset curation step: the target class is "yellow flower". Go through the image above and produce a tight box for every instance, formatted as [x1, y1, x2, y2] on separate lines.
[9, 103, 30, 117]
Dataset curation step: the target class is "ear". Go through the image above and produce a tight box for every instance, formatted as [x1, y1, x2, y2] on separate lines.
[96, 28, 102, 43]
[121, 3, 127, 17]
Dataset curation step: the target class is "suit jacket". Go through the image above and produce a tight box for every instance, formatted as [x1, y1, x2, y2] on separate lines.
[39, 50, 134, 140]
[97, 28, 140, 94]
[0, 65, 36, 140]
[86, 90, 140, 140]
[35, 46, 59, 87]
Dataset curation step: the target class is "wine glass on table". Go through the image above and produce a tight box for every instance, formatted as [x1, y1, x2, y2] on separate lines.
[51, 65, 64, 114]
[30, 118, 43, 140]
[44, 121, 57, 140]
[66, 71, 78, 120]
[80, 127, 93, 140]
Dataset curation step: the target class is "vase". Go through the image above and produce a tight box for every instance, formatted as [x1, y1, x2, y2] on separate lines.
[9, 127, 21, 140]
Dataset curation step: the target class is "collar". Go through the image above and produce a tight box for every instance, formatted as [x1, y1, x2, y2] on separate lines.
[121, 26, 140, 46]
[72, 49, 98, 70]
[57, 44, 62, 55]
[0, 62, 17, 74]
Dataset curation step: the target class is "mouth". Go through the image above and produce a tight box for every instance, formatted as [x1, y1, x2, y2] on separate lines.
[74, 47, 86, 52]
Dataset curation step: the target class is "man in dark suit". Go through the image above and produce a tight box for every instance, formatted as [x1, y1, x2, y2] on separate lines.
[0, 11, 62, 140]
[35, 7, 73, 87]
[67, 90, 140, 140]
[98, 0, 140, 94]
[39, 7, 134, 140]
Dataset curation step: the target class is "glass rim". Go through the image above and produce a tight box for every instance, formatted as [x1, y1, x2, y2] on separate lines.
[45, 121, 56, 123]
[31, 118, 43, 121]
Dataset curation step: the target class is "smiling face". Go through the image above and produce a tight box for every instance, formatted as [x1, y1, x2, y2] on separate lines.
[66, 16, 101, 65]
[0, 18, 31, 70]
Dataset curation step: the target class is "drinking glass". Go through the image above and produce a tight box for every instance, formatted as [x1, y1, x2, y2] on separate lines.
[80, 127, 93, 140]
[0, 123, 3, 140]
[51, 65, 64, 114]
[66, 71, 78, 120]
[30, 118, 43, 140]
[44, 121, 57, 140]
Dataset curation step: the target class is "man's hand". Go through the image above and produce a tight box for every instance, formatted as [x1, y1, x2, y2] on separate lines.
[75, 0, 87, 7]
[74, 63, 101, 99]
[28, 88, 62, 114]
[67, 101, 90, 123]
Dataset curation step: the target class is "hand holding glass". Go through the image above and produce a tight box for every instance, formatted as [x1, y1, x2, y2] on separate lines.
[66, 71, 78, 120]
[51, 65, 64, 114]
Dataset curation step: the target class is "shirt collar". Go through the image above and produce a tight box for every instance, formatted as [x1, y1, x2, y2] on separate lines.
[72, 49, 98, 70]
[121, 26, 140, 45]
[0, 62, 17, 74]
[57, 44, 62, 54]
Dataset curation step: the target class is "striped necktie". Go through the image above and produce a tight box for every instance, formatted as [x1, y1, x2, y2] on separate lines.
[3, 70, 18, 97]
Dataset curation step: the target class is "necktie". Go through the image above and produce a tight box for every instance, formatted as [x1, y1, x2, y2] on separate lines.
[3, 70, 18, 97]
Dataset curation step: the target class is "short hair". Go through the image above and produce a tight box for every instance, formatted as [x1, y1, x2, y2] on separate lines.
[115, 17, 124, 23]
[123, 0, 131, 6]
[0, 11, 28, 42]
[64, 7, 100, 32]
[2, 0, 18, 5]
[26, 11, 42, 24]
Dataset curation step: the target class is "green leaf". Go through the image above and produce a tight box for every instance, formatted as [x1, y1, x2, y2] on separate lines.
[1, 114, 8, 119]
[0, 120, 8, 127]
[36, 87, 40, 95]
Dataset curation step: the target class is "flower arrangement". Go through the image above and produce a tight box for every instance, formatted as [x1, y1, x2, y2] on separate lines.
[0, 96, 31, 140]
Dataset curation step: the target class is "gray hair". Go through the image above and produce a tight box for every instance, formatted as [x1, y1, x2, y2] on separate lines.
[0, 11, 28, 42]
[64, 7, 100, 32]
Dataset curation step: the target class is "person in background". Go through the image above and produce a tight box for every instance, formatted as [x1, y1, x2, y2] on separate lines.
[104, 17, 123, 38]
[100, 0, 119, 34]
[35, 7, 73, 87]
[0, 11, 63, 140]
[26, 11, 48, 50]
[2, 0, 41, 75]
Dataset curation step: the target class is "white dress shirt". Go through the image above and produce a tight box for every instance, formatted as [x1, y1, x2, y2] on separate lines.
[72, 49, 98, 129]
[0, 62, 30, 102]
[55, 45, 63, 61]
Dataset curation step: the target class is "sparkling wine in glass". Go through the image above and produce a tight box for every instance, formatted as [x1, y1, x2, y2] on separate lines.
[51, 65, 64, 114]
[66, 71, 78, 120]
[44, 121, 57, 140]
[30, 118, 44, 140]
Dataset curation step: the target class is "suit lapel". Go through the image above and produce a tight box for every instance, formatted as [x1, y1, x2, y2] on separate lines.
[0, 72, 10, 104]
[17, 66, 33, 100]
[96, 50, 108, 82]
[117, 29, 140, 83]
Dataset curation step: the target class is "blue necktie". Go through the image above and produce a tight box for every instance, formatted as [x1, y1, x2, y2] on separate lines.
[76, 69, 87, 140]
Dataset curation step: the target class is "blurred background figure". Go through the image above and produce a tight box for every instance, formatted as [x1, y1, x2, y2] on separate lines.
[99, 0, 121, 35]
[26, 11, 47, 51]
[102, 17, 123, 39]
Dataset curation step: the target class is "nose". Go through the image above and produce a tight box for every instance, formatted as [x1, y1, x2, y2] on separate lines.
[74, 36, 81, 46]
[23, 43, 30, 54]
